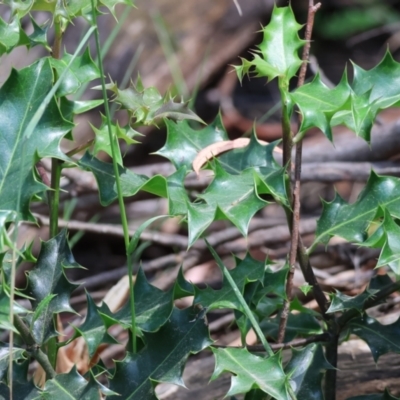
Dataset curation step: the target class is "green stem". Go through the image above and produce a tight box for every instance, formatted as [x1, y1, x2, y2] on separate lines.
[90, 0, 136, 353]
[13, 315, 56, 379]
[205, 241, 274, 357]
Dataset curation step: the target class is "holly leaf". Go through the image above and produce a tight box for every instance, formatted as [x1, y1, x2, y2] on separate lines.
[290, 72, 351, 140]
[218, 135, 289, 206]
[313, 172, 400, 247]
[25, 230, 80, 344]
[211, 348, 292, 399]
[235, 5, 304, 83]
[346, 315, 400, 362]
[2, 0, 34, 18]
[0, 15, 29, 55]
[187, 162, 267, 246]
[0, 59, 73, 227]
[0, 342, 25, 383]
[92, 114, 141, 165]
[59, 97, 103, 121]
[285, 344, 333, 400]
[42, 367, 112, 399]
[327, 290, 377, 314]
[28, 16, 50, 50]
[173, 267, 194, 299]
[104, 78, 203, 126]
[260, 313, 323, 342]
[108, 307, 212, 399]
[99, 0, 135, 19]
[156, 113, 229, 170]
[194, 253, 265, 311]
[49, 48, 100, 97]
[107, 268, 173, 332]
[0, 287, 27, 332]
[72, 292, 118, 358]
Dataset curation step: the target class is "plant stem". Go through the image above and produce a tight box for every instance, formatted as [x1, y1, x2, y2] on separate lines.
[90, 0, 137, 353]
[277, 1, 322, 343]
[13, 315, 56, 379]
[324, 330, 338, 400]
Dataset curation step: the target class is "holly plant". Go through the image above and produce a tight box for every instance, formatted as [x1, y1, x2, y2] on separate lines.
[0, 1, 400, 399]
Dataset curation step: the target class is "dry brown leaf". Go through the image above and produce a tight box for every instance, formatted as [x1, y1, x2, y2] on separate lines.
[192, 138, 282, 175]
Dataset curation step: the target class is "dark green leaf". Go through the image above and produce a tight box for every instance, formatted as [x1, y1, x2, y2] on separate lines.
[327, 290, 377, 314]
[156, 114, 228, 170]
[285, 344, 333, 400]
[194, 253, 265, 311]
[25, 230, 80, 344]
[0, 342, 25, 383]
[109, 307, 212, 399]
[235, 5, 304, 83]
[347, 315, 400, 362]
[173, 267, 194, 299]
[0, 59, 73, 230]
[313, 172, 400, 247]
[72, 292, 118, 358]
[211, 348, 292, 399]
[107, 268, 173, 332]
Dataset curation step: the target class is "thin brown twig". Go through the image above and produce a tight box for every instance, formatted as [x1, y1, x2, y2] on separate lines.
[278, 1, 322, 344]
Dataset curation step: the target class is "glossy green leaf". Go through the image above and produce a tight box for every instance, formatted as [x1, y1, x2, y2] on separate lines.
[50, 48, 100, 97]
[260, 313, 322, 342]
[187, 162, 267, 245]
[285, 344, 333, 400]
[0, 287, 27, 332]
[313, 172, 400, 248]
[109, 307, 212, 399]
[72, 292, 118, 358]
[235, 5, 304, 83]
[327, 290, 377, 314]
[194, 253, 265, 311]
[0, 342, 25, 383]
[218, 135, 288, 205]
[107, 268, 173, 332]
[25, 230, 80, 344]
[0, 59, 72, 228]
[0, 16, 28, 55]
[59, 97, 103, 121]
[28, 16, 50, 50]
[42, 366, 111, 399]
[347, 315, 400, 362]
[156, 114, 228, 170]
[290, 72, 351, 140]
[104, 78, 203, 126]
[211, 348, 292, 399]
[2, 0, 34, 18]
[173, 267, 194, 299]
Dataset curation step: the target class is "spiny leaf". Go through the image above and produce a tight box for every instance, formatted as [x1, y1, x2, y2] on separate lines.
[72, 292, 118, 358]
[59, 97, 103, 121]
[285, 344, 333, 400]
[235, 5, 304, 83]
[290, 72, 351, 140]
[92, 114, 141, 166]
[0, 284, 27, 332]
[187, 162, 267, 246]
[0, 59, 73, 226]
[106, 268, 173, 332]
[194, 253, 265, 311]
[313, 171, 400, 248]
[108, 307, 212, 399]
[156, 113, 228, 170]
[0, 15, 29, 55]
[104, 78, 203, 126]
[347, 315, 400, 362]
[211, 348, 292, 399]
[49, 48, 100, 97]
[25, 230, 80, 344]
[0, 342, 25, 383]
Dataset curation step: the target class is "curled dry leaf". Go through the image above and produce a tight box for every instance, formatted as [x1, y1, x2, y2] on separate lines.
[192, 138, 282, 175]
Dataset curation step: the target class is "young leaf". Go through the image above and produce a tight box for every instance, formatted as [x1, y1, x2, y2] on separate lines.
[156, 114, 229, 170]
[347, 315, 400, 362]
[25, 230, 80, 344]
[313, 172, 400, 248]
[0, 16, 29, 55]
[211, 348, 292, 399]
[285, 343, 333, 400]
[235, 5, 304, 83]
[194, 253, 265, 312]
[108, 307, 212, 399]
